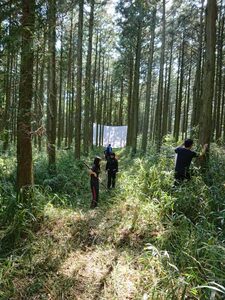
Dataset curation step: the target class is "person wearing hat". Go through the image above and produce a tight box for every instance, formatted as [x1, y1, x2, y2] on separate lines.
[89, 156, 101, 208]
[105, 152, 118, 189]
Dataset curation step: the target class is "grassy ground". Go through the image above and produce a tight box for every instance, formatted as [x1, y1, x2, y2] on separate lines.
[0, 143, 225, 299]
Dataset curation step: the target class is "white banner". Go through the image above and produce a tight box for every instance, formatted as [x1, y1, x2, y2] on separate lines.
[93, 123, 127, 148]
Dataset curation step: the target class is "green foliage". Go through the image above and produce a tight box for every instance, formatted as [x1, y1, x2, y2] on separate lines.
[0, 186, 46, 256]
[117, 144, 225, 299]
[34, 150, 90, 207]
[172, 175, 211, 222]
[0, 143, 225, 299]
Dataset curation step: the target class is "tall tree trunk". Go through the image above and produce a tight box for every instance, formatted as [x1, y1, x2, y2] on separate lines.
[12, 55, 19, 145]
[119, 76, 124, 125]
[38, 34, 46, 152]
[162, 33, 174, 136]
[199, 0, 217, 159]
[141, 7, 156, 153]
[103, 62, 109, 126]
[108, 79, 113, 125]
[75, 0, 84, 158]
[191, 0, 204, 133]
[57, 19, 64, 149]
[131, 20, 142, 154]
[2, 6, 14, 152]
[174, 37, 185, 142]
[221, 75, 225, 142]
[84, 0, 94, 154]
[154, 0, 165, 150]
[67, 14, 74, 148]
[96, 37, 102, 146]
[47, 0, 57, 172]
[3, 48, 13, 152]
[98, 55, 105, 146]
[215, 12, 224, 140]
[17, 0, 35, 193]
[90, 31, 98, 148]
[184, 54, 193, 137]
[33, 41, 40, 148]
[126, 54, 134, 147]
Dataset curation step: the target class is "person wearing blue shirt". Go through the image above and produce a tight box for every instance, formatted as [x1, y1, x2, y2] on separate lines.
[104, 144, 113, 160]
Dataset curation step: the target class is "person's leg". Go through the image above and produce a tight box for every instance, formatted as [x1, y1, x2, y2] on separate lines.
[91, 183, 97, 208]
[95, 182, 99, 206]
[107, 172, 112, 189]
[185, 171, 191, 181]
[174, 172, 185, 186]
[112, 173, 116, 188]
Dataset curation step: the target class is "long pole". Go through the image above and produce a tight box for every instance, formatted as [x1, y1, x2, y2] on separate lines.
[82, 161, 108, 190]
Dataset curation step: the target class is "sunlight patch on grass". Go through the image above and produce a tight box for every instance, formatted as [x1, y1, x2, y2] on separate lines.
[59, 248, 116, 278]
[104, 254, 141, 299]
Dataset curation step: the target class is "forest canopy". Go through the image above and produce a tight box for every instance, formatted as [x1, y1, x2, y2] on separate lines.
[0, 0, 222, 163]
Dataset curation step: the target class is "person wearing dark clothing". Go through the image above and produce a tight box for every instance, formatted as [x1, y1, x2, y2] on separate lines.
[174, 138, 208, 185]
[89, 156, 101, 208]
[105, 152, 118, 189]
[104, 144, 113, 160]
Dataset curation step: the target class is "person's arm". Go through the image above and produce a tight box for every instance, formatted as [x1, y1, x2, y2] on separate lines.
[175, 143, 183, 153]
[89, 168, 97, 177]
[193, 144, 208, 160]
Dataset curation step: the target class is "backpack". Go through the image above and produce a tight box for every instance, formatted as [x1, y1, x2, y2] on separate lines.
[106, 145, 112, 155]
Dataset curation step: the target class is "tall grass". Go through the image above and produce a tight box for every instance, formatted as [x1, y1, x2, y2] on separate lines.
[0, 143, 225, 299]
[117, 143, 225, 299]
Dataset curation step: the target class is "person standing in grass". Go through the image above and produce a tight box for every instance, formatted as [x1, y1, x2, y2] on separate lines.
[174, 138, 208, 185]
[89, 156, 101, 208]
[104, 143, 113, 160]
[106, 152, 118, 189]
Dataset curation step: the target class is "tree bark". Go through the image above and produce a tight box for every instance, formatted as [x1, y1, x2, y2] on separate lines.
[174, 37, 185, 142]
[126, 54, 134, 147]
[57, 19, 64, 149]
[191, 0, 204, 133]
[141, 7, 156, 153]
[199, 0, 217, 158]
[131, 20, 142, 154]
[17, 0, 35, 193]
[47, 0, 57, 172]
[154, 0, 165, 150]
[75, 0, 84, 159]
[84, 0, 94, 154]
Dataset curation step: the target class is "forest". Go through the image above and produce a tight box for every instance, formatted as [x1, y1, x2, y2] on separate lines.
[0, 0, 225, 299]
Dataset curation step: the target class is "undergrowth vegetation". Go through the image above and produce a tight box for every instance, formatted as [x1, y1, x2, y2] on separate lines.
[0, 143, 225, 299]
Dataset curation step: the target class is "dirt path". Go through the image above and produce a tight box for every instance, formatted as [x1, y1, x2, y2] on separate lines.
[12, 199, 143, 300]
[52, 208, 140, 300]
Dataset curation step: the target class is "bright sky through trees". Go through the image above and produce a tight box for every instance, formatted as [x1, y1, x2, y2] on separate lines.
[106, 0, 117, 16]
